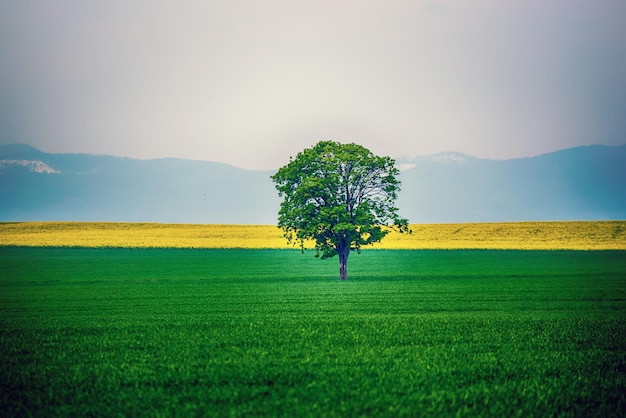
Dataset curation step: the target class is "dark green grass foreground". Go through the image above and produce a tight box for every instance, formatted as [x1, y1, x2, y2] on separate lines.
[1, 248, 625, 417]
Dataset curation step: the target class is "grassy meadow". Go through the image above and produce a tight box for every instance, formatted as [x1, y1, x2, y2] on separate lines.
[1, 222, 626, 416]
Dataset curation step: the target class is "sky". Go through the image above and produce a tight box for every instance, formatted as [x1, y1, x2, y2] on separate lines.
[1, 0, 625, 170]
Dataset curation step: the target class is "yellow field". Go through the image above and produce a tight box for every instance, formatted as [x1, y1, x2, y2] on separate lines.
[1, 221, 625, 250]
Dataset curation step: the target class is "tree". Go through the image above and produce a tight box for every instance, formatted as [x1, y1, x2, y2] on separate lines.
[271, 140, 409, 280]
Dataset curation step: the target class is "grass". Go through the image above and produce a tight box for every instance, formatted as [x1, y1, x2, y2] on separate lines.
[1, 220, 626, 249]
[1, 247, 625, 417]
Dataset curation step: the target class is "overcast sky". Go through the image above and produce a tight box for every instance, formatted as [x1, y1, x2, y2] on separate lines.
[1, 0, 625, 170]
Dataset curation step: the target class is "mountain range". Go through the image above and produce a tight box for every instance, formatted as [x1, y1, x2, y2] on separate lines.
[1, 143, 625, 223]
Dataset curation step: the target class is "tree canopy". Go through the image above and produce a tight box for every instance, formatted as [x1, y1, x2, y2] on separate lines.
[271, 141, 409, 279]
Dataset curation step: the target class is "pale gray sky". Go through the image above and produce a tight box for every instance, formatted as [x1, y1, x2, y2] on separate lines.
[1, 0, 625, 169]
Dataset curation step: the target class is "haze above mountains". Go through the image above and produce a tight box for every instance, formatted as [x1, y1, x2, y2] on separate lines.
[1, 143, 624, 224]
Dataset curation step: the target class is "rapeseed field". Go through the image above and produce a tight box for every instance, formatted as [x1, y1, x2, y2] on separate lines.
[1, 221, 625, 250]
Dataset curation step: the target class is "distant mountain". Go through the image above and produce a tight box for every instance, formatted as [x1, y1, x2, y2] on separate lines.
[396, 145, 626, 222]
[0, 144, 279, 223]
[1, 143, 624, 223]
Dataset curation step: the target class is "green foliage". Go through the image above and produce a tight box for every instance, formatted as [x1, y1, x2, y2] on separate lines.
[271, 141, 408, 277]
[1, 248, 626, 416]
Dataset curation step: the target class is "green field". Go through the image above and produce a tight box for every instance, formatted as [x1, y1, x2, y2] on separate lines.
[1, 248, 625, 416]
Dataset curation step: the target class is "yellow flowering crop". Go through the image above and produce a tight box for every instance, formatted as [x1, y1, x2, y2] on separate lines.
[0, 223, 291, 249]
[378, 221, 626, 250]
[1, 221, 625, 250]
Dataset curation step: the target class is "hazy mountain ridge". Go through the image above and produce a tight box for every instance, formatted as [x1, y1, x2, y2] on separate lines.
[0, 144, 278, 223]
[1, 143, 624, 223]
[397, 144, 626, 222]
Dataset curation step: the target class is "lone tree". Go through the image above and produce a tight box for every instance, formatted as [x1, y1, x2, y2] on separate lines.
[271, 140, 409, 280]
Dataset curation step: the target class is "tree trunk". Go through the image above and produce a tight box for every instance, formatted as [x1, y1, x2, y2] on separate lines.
[338, 245, 350, 280]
